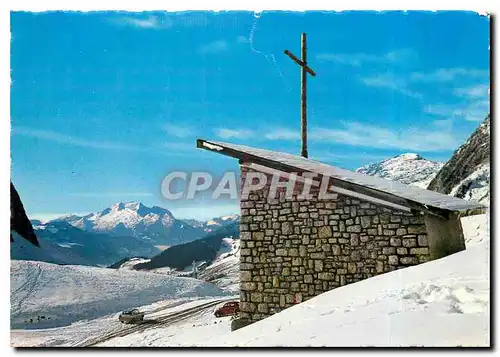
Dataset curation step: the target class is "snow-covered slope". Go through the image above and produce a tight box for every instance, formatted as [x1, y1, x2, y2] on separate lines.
[11, 214, 489, 347]
[198, 237, 241, 292]
[449, 163, 490, 205]
[356, 153, 444, 188]
[132, 222, 239, 273]
[196, 214, 489, 347]
[52, 202, 207, 247]
[10, 260, 227, 330]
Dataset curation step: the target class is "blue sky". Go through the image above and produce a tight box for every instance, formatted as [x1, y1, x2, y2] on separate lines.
[10, 11, 490, 220]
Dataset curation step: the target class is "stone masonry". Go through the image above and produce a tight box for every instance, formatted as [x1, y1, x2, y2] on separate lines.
[238, 166, 431, 323]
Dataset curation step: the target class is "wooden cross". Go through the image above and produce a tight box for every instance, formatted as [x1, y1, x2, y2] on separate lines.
[284, 32, 316, 159]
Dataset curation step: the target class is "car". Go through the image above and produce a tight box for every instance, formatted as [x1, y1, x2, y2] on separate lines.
[118, 308, 145, 324]
[214, 301, 239, 318]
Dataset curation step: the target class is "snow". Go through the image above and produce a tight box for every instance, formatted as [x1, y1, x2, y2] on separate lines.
[356, 153, 444, 188]
[194, 214, 489, 347]
[11, 297, 235, 347]
[54, 201, 175, 236]
[11, 213, 489, 347]
[118, 257, 151, 270]
[202, 142, 223, 151]
[10, 260, 228, 330]
[198, 238, 241, 292]
[141, 236, 241, 293]
[450, 163, 490, 205]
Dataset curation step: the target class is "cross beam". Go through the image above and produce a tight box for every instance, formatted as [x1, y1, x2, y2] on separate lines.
[284, 32, 316, 158]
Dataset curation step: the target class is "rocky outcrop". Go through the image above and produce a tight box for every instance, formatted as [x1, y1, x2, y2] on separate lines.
[10, 182, 39, 247]
[427, 115, 490, 203]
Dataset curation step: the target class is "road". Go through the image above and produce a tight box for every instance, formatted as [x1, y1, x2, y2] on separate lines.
[73, 298, 233, 347]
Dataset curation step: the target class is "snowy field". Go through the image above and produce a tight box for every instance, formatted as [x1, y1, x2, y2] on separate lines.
[10, 261, 228, 330]
[11, 213, 489, 347]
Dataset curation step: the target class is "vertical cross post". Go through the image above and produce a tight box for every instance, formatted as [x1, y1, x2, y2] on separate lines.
[300, 33, 308, 158]
[285, 32, 316, 158]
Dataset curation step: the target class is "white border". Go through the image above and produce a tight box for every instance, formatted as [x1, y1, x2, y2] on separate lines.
[1, 2, 495, 356]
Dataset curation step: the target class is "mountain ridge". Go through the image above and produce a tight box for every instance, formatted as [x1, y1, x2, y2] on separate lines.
[50, 202, 207, 247]
[428, 114, 490, 205]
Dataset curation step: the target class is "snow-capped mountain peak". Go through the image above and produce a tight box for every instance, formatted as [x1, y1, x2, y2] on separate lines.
[48, 203, 237, 248]
[356, 153, 444, 188]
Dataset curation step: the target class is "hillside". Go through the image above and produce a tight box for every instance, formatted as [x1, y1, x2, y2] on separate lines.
[428, 115, 490, 204]
[133, 222, 239, 272]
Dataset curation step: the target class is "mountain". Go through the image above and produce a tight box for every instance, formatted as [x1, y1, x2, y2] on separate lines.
[129, 222, 239, 272]
[13, 220, 161, 267]
[182, 214, 240, 233]
[52, 202, 208, 247]
[356, 153, 444, 188]
[428, 115, 490, 205]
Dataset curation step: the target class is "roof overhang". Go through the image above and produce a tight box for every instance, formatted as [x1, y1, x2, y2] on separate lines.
[197, 139, 486, 219]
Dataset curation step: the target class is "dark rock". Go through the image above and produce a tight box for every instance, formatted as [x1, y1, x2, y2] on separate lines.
[10, 182, 39, 247]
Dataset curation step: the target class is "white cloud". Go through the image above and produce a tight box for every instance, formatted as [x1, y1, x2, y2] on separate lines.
[316, 49, 415, 66]
[264, 128, 300, 140]
[227, 121, 460, 152]
[113, 15, 172, 29]
[453, 84, 490, 98]
[215, 128, 254, 139]
[164, 124, 194, 138]
[199, 40, 229, 54]
[12, 127, 149, 151]
[426, 81, 490, 122]
[425, 100, 490, 122]
[312, 152, 390, 165]
[410, 68, 489, 82]
[361, 74, 422, 99]
[308, 121, 459, 152]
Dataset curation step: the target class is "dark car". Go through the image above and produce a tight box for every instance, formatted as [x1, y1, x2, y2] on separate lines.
[214, 301, 239, 317]
[119, 308, 145, 324]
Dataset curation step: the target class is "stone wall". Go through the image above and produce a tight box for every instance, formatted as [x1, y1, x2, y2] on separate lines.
[238, 166, 431, 322]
